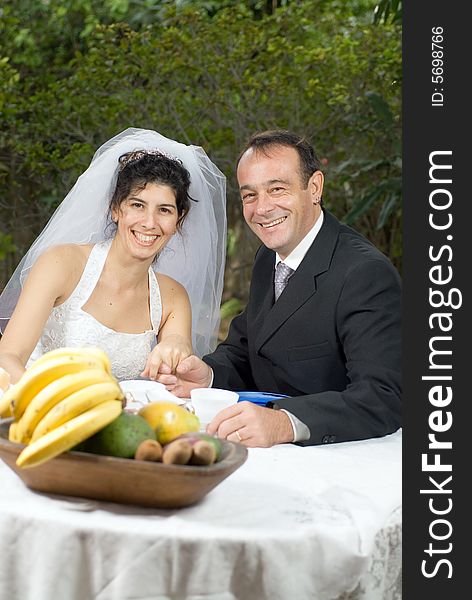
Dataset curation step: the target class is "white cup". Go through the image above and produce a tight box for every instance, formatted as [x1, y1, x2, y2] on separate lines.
[190, 388, 239, 428]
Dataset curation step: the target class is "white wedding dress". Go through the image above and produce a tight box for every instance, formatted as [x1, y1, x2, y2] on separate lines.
[27, 239, 162, 381]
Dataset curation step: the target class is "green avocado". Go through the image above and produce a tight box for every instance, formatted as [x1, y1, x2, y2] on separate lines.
[81, 411, 156, 458]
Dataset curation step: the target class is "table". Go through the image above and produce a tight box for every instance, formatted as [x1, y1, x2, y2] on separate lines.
[0, 430, 402, 600]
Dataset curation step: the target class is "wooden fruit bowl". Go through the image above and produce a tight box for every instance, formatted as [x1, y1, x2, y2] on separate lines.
[0, 421, 247, 508]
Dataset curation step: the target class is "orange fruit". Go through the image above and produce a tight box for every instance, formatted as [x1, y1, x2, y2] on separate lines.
[139, 402, 200, 445]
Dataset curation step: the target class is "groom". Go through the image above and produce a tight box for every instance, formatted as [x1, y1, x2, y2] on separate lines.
[157, 130, 402, 448]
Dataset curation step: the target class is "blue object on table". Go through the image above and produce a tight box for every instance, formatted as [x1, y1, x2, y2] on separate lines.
[236, 391, 289, 406]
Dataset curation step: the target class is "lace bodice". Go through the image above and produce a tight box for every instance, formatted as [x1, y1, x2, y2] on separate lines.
[27, 240, 162, 380]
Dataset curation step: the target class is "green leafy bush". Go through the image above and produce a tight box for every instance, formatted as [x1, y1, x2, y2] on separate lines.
[0, 1, 401, 312]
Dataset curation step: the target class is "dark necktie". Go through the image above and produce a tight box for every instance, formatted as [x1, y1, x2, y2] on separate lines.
[274, 262, 294, 301]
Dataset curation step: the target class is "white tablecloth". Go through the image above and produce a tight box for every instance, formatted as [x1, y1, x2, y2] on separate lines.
[0, 430, 402, 600]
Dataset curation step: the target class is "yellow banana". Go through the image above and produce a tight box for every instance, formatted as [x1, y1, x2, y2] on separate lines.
[15, 368, 116, 444]
[31, 347, 112, 375]
[30, 380, 123, 442]
[16, 399, 122, 469]
[8, 421, 20, 443]
[0, 394, 12, 419]
[5, 354, 108, 420]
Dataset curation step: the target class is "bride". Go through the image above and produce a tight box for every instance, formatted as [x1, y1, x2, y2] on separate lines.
[0, 128, 226, 383]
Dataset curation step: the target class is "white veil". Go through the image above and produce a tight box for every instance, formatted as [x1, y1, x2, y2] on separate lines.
[0, 128, 227, 357]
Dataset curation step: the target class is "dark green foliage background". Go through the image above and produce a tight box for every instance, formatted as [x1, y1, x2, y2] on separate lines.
[0, 0, 401, 338]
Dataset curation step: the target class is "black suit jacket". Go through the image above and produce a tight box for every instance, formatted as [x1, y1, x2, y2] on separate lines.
[204, 210, 402, 446]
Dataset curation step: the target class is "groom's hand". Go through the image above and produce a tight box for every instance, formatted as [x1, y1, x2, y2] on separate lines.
[156, 355, 212, 397]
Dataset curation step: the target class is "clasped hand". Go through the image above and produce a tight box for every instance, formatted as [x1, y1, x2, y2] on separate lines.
[141, 334, 192, 380]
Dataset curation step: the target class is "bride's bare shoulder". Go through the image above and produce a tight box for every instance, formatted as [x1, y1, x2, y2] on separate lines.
[38, 243, 93, 267]
[154, 273, 190, 311]
[155, 272, 186, 295]
[33, 245, 94, 288]
[32, 244, 95, 303]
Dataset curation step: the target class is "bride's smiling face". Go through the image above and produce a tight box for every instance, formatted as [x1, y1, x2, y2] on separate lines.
[112, 182, 179, 259]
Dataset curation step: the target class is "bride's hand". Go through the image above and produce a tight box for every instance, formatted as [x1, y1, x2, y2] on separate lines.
[141, 334, 192, 381]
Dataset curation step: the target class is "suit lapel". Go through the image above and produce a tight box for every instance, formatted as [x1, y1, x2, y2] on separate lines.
[254, 210, 341, 353]
[250, 247, 276, 330]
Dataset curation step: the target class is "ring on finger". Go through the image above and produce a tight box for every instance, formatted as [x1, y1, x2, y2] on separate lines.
[235, 430, 242, 442]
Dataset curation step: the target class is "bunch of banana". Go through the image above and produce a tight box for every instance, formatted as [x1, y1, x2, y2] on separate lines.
[3, 347, 124, 469]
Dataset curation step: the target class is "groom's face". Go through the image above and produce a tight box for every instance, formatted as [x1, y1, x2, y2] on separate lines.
[237, 145, 323, 260]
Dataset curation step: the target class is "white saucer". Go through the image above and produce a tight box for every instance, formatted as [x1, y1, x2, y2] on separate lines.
[119, 380, 184, 412]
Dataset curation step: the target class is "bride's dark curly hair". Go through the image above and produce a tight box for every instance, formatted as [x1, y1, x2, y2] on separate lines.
[108, 151, 195, 230]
